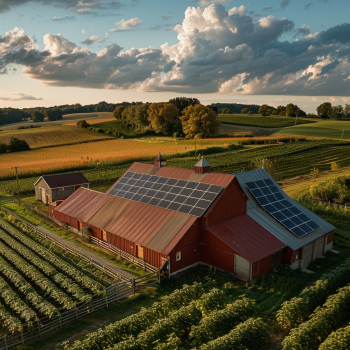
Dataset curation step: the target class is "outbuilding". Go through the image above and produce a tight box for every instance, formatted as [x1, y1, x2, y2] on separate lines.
[35, 173, 89, 204]
[50, 154, 335, 280]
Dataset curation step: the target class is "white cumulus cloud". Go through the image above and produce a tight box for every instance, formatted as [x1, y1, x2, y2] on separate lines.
[0, 93, 43, 101]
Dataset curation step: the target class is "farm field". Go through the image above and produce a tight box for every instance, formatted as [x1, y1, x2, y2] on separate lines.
[0, 217, 115, 334]
[0, 135, 300, 181]
[0, 112, 114, 131]
[218, 122, 282, 137]
[2, 139, 350, 195]
[0, 125, 113, 149]
[276, 119, 350, 139]
[218, 114, 314, 128]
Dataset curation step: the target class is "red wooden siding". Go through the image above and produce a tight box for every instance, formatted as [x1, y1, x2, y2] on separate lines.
[201, 229, 235, 273]
[206, 180, 246, 226]
[282, 246, 301, 265]
[327, 232, 334, 244]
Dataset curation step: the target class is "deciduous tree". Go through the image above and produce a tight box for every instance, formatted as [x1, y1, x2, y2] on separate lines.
[113, 106, 125, 120]
[221, 108, 232, 114]
[181, 104, 221, 138]
[331, 105, 344, 118]
[8, 137, 30, 152]
[147, 103, 181, 135]
[241, 108, 249, 114]
[258, 104, 270, 117]
[168, 97, 200, 112]
[316, 102, 332, 118]
[31, 111, 45, 122]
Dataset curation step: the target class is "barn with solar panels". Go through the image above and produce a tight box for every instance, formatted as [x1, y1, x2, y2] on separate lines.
[50, 154, 335, 281]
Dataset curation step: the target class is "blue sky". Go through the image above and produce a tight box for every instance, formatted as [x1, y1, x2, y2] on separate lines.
[0, 0, 350, 112]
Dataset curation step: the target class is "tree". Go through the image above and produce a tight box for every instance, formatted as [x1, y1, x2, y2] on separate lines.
[0, 142, 7, 154]
[272, 105, 287, 116]
[121, 104, 150, 130]
[316, 102, 332, 119]
[76, 120, 89, 128]
[241, 108, 249, 114]
[221, 108, 232, 114]
[31, 111, 45, 122]
[247, 111, 253, 115]
[285, 103, 303, 117]
[168, 97, 200, 112]
[296, 109, 306, 117]
[331, 105, 344, 118]
[181, 104, 221, 138]
[114, 106, 126, 120]
[258, 105, 271, 117]
[45, 108, 63, 121]
[8, 137, 30, 152]
[147, 103, 181, 135]
[344, 104, 350, 117]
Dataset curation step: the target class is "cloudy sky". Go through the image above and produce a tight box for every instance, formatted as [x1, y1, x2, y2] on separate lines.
[0, 0, 349, 112]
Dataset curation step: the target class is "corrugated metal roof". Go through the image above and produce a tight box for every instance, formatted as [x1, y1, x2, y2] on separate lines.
[106, 162, 235, 195]
[41, 173, 89, 188]
[207, 214, 286, 263]
[234, 169, 335, 251]
[54, 188, 107, 221]
[86, 195, 195, 255]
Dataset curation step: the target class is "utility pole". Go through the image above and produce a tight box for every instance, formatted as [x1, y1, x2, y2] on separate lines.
[341, 129, 344, 140]
[195, 136, 197, 157]
[295, 114, 298, 126]
[11, 166, 20, 206]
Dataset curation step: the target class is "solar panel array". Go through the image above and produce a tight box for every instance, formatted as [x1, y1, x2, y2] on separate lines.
[109, 172, 224, 217]
[246, 179, 320, 238]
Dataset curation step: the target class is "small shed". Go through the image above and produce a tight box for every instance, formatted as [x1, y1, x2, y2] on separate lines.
[34, 173, 89, 204]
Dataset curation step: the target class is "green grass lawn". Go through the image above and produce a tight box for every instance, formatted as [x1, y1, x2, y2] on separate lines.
[218, 114, 314, 128]
[275, 119, 350, 139]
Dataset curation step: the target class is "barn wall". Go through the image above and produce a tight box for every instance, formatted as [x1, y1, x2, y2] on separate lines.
[35, 179, 50, 201]
[252, 256, 271, 279]
[169, 220, 201, 273]
[51, 186, 75, 202]
[325, 231, 334, 252]
[52, 211, 79, 229]
[282, 246, 301, 266]
[200, 229, 235, 273]
[206, 180, 246, 226]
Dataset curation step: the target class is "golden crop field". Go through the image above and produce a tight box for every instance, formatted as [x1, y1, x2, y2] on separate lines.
[0, 125, 113, 148]
[0, 135, 313, 180]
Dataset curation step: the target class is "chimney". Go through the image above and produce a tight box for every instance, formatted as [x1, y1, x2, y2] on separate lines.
[194, 156, 210, 174]
[154, 152, 167, 168]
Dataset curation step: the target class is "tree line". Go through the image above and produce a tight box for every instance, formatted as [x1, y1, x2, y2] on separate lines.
[112, 97, 221, 138]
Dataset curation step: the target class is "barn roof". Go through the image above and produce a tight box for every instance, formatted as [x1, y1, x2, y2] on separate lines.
[37, 173, 89, 188]
[53, 187, 107, 222]
[106, 162, 234, 193]
[86, 195, 196, 255]
[234, 169, 335, 251]
[207, 214, 286, 264]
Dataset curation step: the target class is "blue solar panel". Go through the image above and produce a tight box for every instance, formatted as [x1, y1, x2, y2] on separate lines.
[246, 178, 320, 237]
[111, 172, 224, 217]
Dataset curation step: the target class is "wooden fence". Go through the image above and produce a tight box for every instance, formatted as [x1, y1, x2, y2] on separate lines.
[0, 206, 130, 282]
[0, 207, 162, 350]
[0, 281, 132, 350]
[90, 236, 158, 273]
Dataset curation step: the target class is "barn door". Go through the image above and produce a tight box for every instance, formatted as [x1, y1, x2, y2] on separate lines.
[235, 255, 250, 280]
[41, 188, 47, 203]
[136, 245, 144, 260]
[314, 237, 325, 259]
[101, 230, 107, 242]
[302, 243, 313, 268]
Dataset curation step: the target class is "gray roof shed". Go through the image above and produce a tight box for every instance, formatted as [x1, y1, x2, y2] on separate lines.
[234, 169, 335, 251]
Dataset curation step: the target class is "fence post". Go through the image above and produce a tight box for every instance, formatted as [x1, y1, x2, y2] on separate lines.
[157, 268, 160, 284]
[132, 278, 135, 295]
[20, 331, 24, 345]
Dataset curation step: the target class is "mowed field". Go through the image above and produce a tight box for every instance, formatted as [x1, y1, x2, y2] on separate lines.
[218, 114, 314, 128]
[0, 125, 113, 148]
[0, 112, 114, 131]
[275, 119, 350, 139]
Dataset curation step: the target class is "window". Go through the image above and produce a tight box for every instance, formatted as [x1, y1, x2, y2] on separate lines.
[59, 187, 64, 192]
[161, 161, 167, 167]
[176, 251, 181, 261]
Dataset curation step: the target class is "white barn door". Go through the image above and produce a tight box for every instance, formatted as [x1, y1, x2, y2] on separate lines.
[41, 188, 47, 203]
[235, 255, 250, 280]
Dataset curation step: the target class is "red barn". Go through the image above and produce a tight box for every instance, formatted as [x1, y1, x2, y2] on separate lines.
[50, 154, 334, 281]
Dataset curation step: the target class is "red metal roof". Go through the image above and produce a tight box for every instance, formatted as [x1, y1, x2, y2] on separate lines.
[86, 195, 195, 255]
[207, 214, 286, 263]
[54, 188, 107, 221]
[106, 162, 235, 195]
[41, 173, 89, 188]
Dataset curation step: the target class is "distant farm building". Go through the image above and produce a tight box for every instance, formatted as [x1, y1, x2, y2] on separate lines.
[35, 173, 89, 204]
[50, 155, 334, 281]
